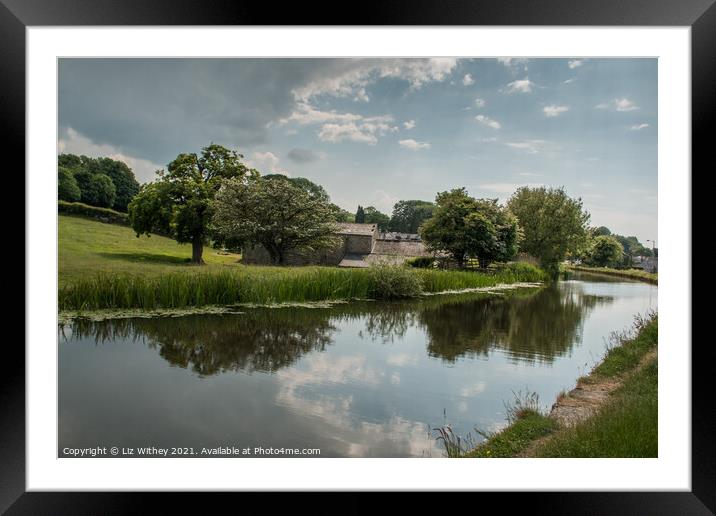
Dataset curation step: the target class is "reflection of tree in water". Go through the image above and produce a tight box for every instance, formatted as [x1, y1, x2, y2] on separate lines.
[420, 283, 614, 364]
[65, 282, 615, 374]
[68, 310, 337, 376]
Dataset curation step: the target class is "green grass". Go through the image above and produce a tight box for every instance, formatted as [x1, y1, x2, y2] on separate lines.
[534, 358, 658, 457]
[59, 215, 547, 311]
[462, 315, 658, 458]
[566, 265, 657, 284]
[59, 215, 241, 286]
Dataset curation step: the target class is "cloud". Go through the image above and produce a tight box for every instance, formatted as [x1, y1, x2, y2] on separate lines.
[543, 105, 569, 117]
[504, 78, 534, 93]
[474, 98, 486, 108]
[398, 139, 431, 151]
[595, 98, 639, 111]
[291, 58, 459, 102]
[496, 57, 529, 72]
[568, 59, 584, 69]
[477, 182, 543, 196]
[287, 148, 323, 163]
[462, 73, 475, 86]
[57, 126, 163, 183]
[475, 114, 501, 129]
[282, 102, 398, 145]
[353, 88, 370, 102]
[403, 120, 416, 130]
[630, 123, 650, 130]
[563, 77, 576, 84]
[247, 151, 288, 175]
[505, 139, 549, 154]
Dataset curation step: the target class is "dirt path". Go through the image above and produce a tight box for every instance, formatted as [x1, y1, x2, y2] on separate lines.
[518, 349, 658, 457]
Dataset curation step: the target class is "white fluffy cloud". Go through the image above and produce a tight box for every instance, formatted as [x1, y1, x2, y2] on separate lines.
[505, 78, 534, 94]
[247, 151, 288, 175]
[474, 98, 486, 108]
[630, 123, 650, 130]
[568, 59, 584, 69]
[403, 120, 416, 130]
[58, 127, 163, 183]
[291, 58, 458, 102]
[543, 105, 570, 117]
[398, 139, 431, 151]
[462, 73, 475, 86]
[475, 114, 501, 129]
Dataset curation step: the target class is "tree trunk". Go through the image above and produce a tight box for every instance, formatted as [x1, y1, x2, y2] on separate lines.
[191, 239, 205, 264]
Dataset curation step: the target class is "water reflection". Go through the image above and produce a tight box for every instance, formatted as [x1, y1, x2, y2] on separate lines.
[60, 275, 654, 457]
[67, 285, 615, 376]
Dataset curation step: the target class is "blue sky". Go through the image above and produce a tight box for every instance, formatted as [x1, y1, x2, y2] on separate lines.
[58, 58, 657, 243]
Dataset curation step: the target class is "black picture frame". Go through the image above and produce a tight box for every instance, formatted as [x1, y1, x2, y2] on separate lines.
[3, 0, 709, 512]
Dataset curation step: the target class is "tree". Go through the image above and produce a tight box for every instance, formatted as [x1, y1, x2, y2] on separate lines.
[332, 206, 355, 223]
[58, 166, 81, 202]
[87, 157, 140, 211]
[587, 235, 624, 267]
[363, 206, 391, 231]
[592, 226, 611, 236]
[389, 200, 436, 233]
[355, 205, 366, 223]
[262, 174, 330, 202]
[420, 188, 518, 268]
[74, 170, 116, 208]
[211, 176, 341, 265]
[128, 144, 253, 264]
[507, 186, 590, 277]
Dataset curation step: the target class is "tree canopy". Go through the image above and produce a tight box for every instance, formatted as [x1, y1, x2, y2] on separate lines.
[355, 205, 366, 223]
[389, 200, 435, 233]
[420, 188, 519, 268]
[58, 154, 140, 211]
[507, 186, 590, 277]
[363, 206, 390, 231]
[211, 176, 341, 265]
[58, 166, 81, 202]
[128, 144, 254, 264]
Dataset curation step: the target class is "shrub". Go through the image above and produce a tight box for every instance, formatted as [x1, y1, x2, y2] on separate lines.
[406, 256, 436, 268]
[367, 263, 424, 299]
[58, 167, 81, 202]
[58, 201, 129, 226]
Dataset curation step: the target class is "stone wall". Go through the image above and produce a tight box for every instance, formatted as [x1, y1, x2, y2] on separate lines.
[242, 238, 346, 266]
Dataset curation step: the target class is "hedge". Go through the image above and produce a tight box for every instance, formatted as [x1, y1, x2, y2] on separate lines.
[58, 201, 129, 226]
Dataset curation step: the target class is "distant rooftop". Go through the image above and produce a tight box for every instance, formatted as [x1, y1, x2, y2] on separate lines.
[378, 231, 422, 241]
[335, 222, 377, 236]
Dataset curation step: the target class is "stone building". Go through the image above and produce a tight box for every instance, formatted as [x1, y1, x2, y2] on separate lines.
[241, 222, 431, 267]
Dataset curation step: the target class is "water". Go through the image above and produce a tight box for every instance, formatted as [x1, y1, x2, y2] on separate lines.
[58, 273, 657, 457]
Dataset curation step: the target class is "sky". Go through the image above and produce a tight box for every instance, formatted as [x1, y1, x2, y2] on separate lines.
[58, 58, 657, 243]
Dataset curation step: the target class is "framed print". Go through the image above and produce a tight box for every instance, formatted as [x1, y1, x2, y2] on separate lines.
[3, 0, 710, 511]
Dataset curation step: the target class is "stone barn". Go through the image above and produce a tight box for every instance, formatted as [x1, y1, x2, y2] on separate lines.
[241, 223, 432, 267]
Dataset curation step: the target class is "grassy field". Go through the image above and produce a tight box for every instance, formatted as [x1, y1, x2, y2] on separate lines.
[59, 215, 241, 285]
[59, 215, 546, 311]
[463, 314, 658, 458]
[566, 265, 657, 284]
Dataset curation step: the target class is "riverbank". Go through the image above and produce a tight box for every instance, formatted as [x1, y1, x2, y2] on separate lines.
[464, 313, 658, 458]
[59, 215, 547, 312]
[565, 265, 657, 284]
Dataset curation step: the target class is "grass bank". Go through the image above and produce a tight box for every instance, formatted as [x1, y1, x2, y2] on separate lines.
[463, 314, 658, 458]
[566, 265, 657, 284]
[59, 215, 547, 311]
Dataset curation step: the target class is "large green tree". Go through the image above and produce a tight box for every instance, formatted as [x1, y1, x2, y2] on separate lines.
[355, 205, 366, 223]
[507, 186, 590, 277]
[420, 188, 518, 268]
[211, 176, 340, 265]
[128, 144, 253, 264]
[389, 200, 436, 233]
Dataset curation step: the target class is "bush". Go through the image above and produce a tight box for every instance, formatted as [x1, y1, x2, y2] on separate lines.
[406, 256, 435, 268]
[367, 263, 424, 299]
[58, 201, 129, 226]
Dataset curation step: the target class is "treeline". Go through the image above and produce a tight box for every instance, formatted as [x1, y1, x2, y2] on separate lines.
[353, 200, 435, 233]
[58, 154, 140, 212]
[573, 226, 656, 269]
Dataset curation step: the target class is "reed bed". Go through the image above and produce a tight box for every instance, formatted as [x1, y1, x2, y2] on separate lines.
[59, 262, 546, 311]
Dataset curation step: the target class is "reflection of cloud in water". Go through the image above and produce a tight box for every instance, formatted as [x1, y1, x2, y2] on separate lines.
[274, 353, 440, 457]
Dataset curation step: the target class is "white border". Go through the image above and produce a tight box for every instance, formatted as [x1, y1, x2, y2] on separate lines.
[27, 27, 690, 491]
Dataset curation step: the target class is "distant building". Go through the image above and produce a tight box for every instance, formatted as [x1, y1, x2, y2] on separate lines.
[632, 256, 658, 273]
[241, 222, 431, 267]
